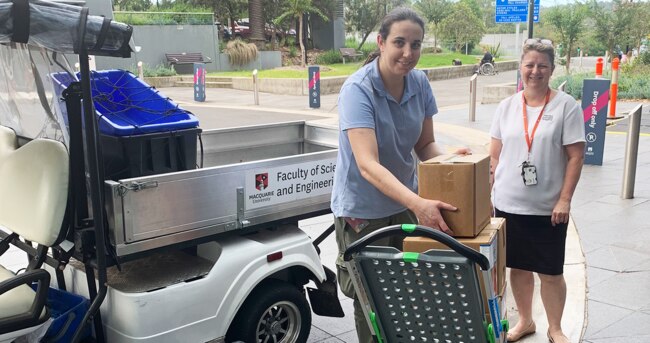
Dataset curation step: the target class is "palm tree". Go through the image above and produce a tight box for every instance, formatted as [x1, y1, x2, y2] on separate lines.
[275, 0, 329, 67]
[249, 0, 266, 50]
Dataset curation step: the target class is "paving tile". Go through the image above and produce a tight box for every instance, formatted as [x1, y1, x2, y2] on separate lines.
[582, 300, 633, 339]
[584, 245, 650, 272]
[593, 194, 649, 206]
[308, 326, 333, 342]
[586, 266, 617, 288]
[311, 337, 345, 343]
[571, 200, 627, 223]
[579, 238, 604, 255]
[586, 310, 650, 341]
[334, 329, 359, 343]
[587, 336, 650, 343]
[311, 298, 356, 336]
[587, 270, 650, 311]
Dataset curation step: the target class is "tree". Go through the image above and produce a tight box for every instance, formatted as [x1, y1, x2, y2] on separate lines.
[414, 0, 452, 53]
[345, 0, 408, 50]
[588, 0, 634, 60]
[625, 1, 650, 55]
[439, 2, 485, 53]
[275, 0, 329, 67]
[113, 0, 151, 11]
[249, 0, 266, 49]
[545, 3, 587, 73]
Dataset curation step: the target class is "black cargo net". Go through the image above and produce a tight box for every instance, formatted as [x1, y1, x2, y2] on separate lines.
[88, 70, 192, 133]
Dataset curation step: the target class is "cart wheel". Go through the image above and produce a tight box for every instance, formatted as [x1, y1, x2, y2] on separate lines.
[226, 279, 311, 343]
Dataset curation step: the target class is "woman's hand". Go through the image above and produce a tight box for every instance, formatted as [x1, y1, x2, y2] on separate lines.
[551, 198, 571, 226]
[454, 147, 472, 155]
[412, 198, 457, 235]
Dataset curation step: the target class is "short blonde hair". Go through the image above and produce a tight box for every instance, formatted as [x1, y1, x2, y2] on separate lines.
[521, 39, 555, 68]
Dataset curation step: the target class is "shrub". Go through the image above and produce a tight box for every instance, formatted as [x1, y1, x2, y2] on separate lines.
[637, 51, 650, 65]
[284, 36, 296, 47]
[130, 64, 177, 77]
[551, 72, 593, 99]
[288, 45, 298, 58]
[486, 43, 501, 58]
[552, 65, 650, 100]
[359, 42, 378, 57]
[315, 49, 343, 64]
[422, 47, 442, 54]
[224, 39, 258, 67]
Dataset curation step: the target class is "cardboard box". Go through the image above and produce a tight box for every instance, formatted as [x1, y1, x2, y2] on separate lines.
[418, 153, 491, 237]
[403, 217, 507, 310]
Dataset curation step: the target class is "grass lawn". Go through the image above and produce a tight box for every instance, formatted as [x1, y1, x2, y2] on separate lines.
[208, 52, 483, 78]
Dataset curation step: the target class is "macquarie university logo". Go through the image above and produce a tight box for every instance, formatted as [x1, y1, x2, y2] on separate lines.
[255, 173, 269, 191]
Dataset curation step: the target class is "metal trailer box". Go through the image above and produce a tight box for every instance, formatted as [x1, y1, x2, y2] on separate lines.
[104, 121, 339, 257]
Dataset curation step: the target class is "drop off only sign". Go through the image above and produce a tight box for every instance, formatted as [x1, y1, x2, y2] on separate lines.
[496, 0, 540, 23]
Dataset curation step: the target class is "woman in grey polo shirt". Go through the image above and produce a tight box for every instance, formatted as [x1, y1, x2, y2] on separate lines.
[331, 7, 468, 342]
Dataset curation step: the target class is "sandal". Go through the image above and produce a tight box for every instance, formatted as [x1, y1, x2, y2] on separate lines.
[506, 321, 536, 342]
[547, 329, 571, 343]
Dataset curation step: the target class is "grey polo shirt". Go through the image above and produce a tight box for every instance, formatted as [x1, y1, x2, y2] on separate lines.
[331, 59, 438, 219]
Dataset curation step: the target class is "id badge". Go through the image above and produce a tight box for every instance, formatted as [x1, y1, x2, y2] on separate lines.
[521, 162, 538, 186]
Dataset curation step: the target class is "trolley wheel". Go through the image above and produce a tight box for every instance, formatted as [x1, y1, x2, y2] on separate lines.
[501, 319, 510, 334]
[487, 323, 496, 343]
[480, 63, 495, 76]
[226, 279, 311, 343]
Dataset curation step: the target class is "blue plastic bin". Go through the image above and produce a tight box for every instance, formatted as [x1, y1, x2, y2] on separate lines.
[30, 286, 91, 342]
[51, 70, 199, 136]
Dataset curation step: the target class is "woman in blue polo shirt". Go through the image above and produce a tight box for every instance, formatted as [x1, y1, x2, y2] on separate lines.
[331, 7, 468, 342]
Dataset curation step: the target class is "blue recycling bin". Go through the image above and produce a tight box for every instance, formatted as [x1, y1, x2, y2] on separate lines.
[29, 286, 90, 342]
[51, 69, 199, 136]
[51, 70, 202, 179]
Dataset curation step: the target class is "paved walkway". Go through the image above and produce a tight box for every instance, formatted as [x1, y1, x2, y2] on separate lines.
[159, 66, 650, 343]
[2, 62, 649, 342]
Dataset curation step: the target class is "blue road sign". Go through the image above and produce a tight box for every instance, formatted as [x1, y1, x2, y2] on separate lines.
[496, 0, 540, 23]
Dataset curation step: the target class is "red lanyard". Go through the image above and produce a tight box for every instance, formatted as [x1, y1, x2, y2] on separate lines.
[522, 89, 550, 154]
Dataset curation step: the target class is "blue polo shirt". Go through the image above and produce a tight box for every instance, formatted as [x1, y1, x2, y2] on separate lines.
[331, 59, 438, 219]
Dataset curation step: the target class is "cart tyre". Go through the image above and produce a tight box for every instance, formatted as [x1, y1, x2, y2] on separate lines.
[226, 279, 311, 343]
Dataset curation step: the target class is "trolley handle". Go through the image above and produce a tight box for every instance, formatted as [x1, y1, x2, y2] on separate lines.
[343, 224, 490, 270]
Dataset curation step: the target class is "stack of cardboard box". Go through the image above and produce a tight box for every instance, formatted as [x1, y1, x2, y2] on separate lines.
[403, 153, 507, 324]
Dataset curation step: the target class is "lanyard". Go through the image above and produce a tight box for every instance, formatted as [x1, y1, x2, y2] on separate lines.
[522, 89, 550, 156]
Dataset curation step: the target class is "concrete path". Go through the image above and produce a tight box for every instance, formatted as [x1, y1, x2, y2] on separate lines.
[2, 59, 649, 342]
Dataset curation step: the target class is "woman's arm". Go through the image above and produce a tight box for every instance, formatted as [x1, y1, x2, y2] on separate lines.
[348, 127, 457, 234]
[414, 118, 471, 161]
[552, 142, 585, 226]
[414, 117, 447, 161]
[489, 138, 502, 188]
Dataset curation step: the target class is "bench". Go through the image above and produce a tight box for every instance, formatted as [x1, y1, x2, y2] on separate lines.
[165, 52, 212, 70]
[339, 48, 364, 64]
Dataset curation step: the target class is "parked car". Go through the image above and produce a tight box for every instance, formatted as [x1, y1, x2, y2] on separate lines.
[233, 19, 284, 42]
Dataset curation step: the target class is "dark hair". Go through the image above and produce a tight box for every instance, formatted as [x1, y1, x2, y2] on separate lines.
[362, 7, 426, 66]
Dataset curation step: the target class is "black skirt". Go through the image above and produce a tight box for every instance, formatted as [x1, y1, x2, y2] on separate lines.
[496, 209, 568, 275]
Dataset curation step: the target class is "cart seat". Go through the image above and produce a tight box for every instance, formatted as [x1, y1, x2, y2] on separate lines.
[0, 125, 17, 161]
[0, 125, 69, 342]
